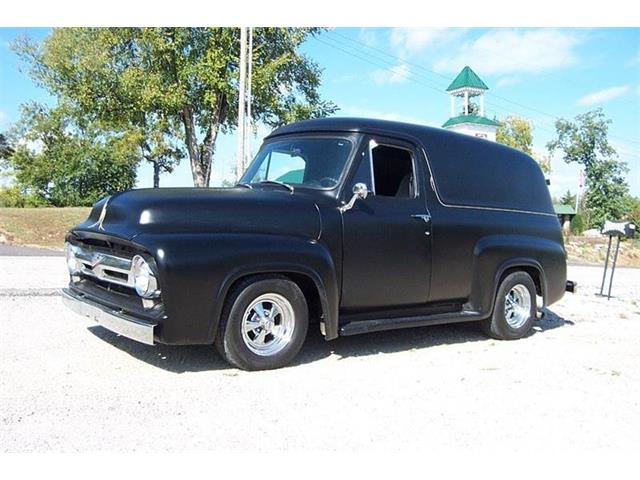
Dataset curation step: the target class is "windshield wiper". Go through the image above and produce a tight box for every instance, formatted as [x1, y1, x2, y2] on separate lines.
[235, 182, 253, 189]
[256, 180, 294, 193]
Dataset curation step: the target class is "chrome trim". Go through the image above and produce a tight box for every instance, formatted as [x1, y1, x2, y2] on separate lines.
[61, 288, 156, 345]
[411, 213, 432, 223]
[504, 284, 532, 329]
[69, 243, 134, 288]
[368, 139, 377, 195]
[339, 182, 369, 213]
[88, 196, 111, 231]
[240, 293, 296, 356]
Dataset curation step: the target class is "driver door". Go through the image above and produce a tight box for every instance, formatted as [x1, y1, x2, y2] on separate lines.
[340, 135, 432, 312]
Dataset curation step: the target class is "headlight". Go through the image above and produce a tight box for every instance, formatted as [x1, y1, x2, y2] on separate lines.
[131, 255, 159, 298]
[65, 243, 80, 275]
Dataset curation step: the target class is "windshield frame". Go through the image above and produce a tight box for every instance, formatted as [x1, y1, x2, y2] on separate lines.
[240, 133, 362, 192]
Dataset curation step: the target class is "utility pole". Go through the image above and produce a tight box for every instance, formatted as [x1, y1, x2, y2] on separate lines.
[235, 27, 254, 181]
[236, 27, 247, 181]
[246, 27, 253, 166]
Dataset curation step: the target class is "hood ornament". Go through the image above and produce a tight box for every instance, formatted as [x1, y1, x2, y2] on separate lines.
[89, 196, 110, 231]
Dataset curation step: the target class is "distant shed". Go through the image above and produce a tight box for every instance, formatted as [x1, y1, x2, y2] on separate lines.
[554, 204, 577, 232]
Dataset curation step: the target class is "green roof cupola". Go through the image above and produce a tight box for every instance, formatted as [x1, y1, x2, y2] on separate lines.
[442, 66, 499, 141]
[446, 66, 489, 92]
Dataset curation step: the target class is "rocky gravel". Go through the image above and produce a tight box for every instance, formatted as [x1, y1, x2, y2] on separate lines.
[1, 256, 639, 452]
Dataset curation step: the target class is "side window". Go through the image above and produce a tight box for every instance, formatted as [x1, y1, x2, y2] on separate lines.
[371, 144, 415, 198]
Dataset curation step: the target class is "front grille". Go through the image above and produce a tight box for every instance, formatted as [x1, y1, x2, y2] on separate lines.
[70, 243, 135, 288]
[68, 240, 164, 315]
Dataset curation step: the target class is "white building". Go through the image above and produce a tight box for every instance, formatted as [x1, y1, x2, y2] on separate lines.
[442, 66, 499, 141]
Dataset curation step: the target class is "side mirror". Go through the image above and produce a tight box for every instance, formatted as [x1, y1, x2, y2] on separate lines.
[339, 183, 369, 213]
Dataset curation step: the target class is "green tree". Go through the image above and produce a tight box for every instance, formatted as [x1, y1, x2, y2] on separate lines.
[496, 116, 533, 155]
[14, 27, 337, 187]
[547, 108, 629, 228]
[0, 133, 14, 161]
[570, 213, 585, 235]
[7, 103, 138, 206]
[622, 194, 640, 227]
[560, 190, 576, 207]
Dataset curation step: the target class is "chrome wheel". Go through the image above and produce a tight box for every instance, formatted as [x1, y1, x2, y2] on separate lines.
[241, 293, 295, 356]
[504, 284, 532, 329]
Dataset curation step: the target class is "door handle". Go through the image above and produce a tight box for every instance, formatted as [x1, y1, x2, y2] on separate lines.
[411, 214, 431, 223]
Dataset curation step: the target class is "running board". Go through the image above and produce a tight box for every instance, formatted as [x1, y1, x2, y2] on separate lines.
[339, 311, 486, 336]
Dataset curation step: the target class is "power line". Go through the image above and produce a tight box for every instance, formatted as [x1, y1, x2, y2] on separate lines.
[320, 30, 640, 150]
[314, 36, 560, 135]
[328, 30, 567, 123]
[313, 32, 640, 158]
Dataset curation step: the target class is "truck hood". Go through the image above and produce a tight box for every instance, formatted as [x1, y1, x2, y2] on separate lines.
[73, 187, 323, 241]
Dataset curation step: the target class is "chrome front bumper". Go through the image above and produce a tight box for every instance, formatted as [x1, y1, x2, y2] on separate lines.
[61, 288, 156, 345]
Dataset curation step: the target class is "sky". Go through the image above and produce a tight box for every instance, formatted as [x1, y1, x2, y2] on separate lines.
[1, 27, 639, 198]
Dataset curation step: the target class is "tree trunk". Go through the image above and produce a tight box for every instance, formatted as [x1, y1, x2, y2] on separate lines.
[181, 98, 226, 188]
[153, 161, 160, 188]
[182, 106, 209, 187]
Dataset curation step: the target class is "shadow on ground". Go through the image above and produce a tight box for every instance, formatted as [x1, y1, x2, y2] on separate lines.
[88, 307, 574, 373]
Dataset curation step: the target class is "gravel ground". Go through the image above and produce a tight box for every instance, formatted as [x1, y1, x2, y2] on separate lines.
[1, 256, 639, 452]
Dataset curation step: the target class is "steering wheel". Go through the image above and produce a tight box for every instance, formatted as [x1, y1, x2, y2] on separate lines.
[317, 177, 339, 188]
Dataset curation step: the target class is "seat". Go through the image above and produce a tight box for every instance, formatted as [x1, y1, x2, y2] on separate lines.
[395, 173, 413, 198]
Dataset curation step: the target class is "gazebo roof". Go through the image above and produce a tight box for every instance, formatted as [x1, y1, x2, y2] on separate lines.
[446, 66, 489, 92]
[553, 204, 577, 215]
[442, 114, 500, 128]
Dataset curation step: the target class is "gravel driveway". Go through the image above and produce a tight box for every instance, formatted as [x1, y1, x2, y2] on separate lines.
[1, 256, 639, 452]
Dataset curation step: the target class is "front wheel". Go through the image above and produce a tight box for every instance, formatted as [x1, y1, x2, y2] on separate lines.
[215, 275, 309, 370]
[481, 271, 537, 340]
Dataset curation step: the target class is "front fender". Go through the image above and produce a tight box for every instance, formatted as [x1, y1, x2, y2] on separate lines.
[134, 232, 339, 344]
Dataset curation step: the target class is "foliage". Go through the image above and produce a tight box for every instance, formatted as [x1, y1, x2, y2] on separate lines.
[6, 103, 138, 207]
[534, 154, 552, 175]
[570, 213, 585, 235]
[0, 133, 14, 161]
[14, 28, 338, 187]
[560, 190, 576, 207]
[623, 194, 640, 227]
[496, 116, 533, 155]
[547, 108, 629, 229]
[0, 185, 47, 207]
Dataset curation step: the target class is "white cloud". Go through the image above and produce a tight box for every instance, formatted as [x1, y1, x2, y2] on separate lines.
[370, 63, 410, 85]
[390, 28, 463, 58]
[434, 29, 584, 75]
[496, 76, 519, 88]
[577, 85, 630, 106]
[0, 110, 7, 127]
[358, 28, 377, 47]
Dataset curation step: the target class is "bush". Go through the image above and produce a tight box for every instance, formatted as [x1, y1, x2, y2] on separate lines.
[0, 185, 48, 207]
[570, 213, 585, 235]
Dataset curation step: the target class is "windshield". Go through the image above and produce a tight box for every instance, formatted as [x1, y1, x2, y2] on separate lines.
[241, 136, 354, 189]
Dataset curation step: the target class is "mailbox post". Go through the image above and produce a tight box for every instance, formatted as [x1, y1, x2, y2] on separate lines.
[598, 220, 636, 300]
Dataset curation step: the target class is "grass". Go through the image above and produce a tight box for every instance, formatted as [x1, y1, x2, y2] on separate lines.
[0, 207, 90, 249]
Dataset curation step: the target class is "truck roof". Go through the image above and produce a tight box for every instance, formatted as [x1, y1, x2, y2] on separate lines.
[268, 117, 460, 142]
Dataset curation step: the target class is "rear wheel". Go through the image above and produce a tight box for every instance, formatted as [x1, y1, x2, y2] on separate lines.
[481, 271, 537, 340]
[215, 275, 309, 370]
